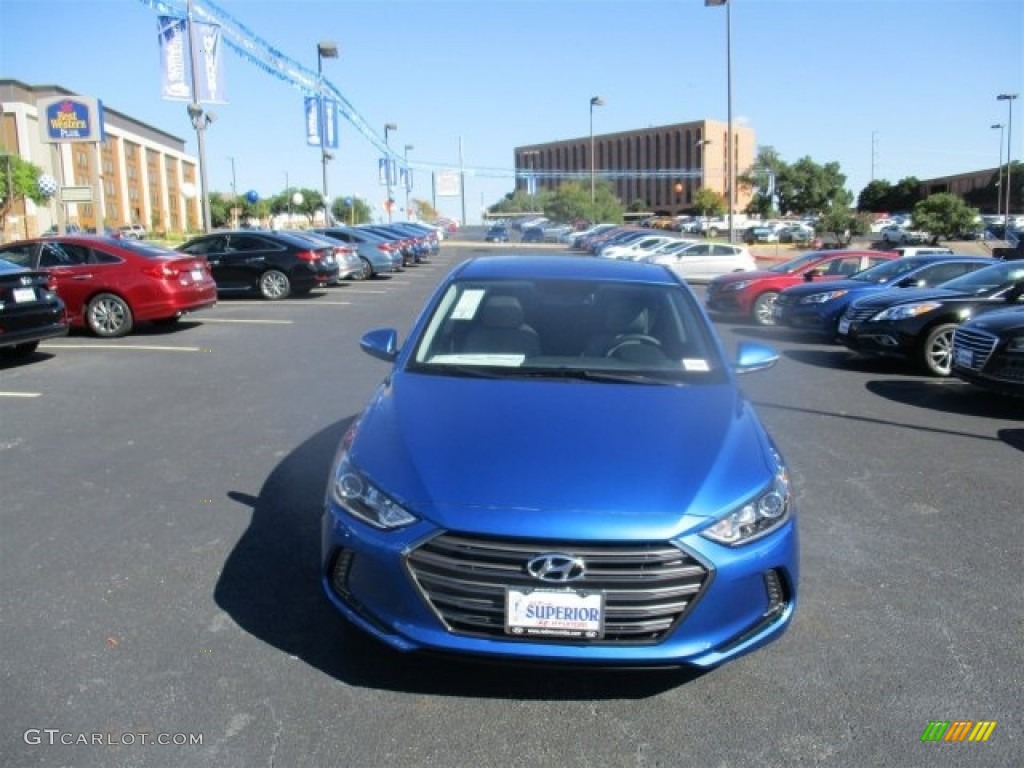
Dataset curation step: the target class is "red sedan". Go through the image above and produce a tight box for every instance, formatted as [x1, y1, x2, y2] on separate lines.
[704, 249, 898, 326]
[0, 236, 217, 337]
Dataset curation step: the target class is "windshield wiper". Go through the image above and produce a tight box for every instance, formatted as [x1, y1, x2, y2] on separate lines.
[513, 367, 685, 385]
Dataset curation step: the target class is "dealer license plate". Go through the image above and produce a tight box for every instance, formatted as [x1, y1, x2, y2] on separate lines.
[13, 287, 35, 303]
[954, 347, 973, 369]
[506, 587, 604, 639]
[838, 317, 851, 335]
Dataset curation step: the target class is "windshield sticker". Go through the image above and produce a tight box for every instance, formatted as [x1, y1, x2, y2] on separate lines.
[451, 289, 486, 320]
[682, 358, 710, 372]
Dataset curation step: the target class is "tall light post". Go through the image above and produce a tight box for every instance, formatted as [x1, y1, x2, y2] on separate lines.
[992, 123, 1005, 218]
[384, 122, 397, 223]
[589, 96, 604, 203]
[997, 93, 1018, 223]
[185, 0, 214, 233]
[317, 41, 339, 225]
[705, 0, 733, 242]
[403, 144, 414, 219]
[228, 156, 237, 197]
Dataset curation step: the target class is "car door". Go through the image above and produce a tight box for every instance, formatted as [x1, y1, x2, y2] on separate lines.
[222, 234, 281, 290]
[38, 240, 98, 318]
[179, 235, 236, 289]
[912, 261, 991, 288]
[672, 243, 714, 280]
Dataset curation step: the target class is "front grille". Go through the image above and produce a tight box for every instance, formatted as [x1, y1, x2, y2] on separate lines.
[405, 533, 710, 644]
[843, 305, 880, 323]
[952, 327, 999, 371]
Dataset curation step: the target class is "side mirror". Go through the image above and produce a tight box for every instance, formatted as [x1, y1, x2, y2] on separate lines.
[803, 268, 823, 282]
[733, 341, 779, 375]
[360, 328, 399, 362]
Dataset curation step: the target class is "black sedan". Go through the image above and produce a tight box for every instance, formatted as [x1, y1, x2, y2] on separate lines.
[177, 230, 338, 299]
[951, 307, 1024, 397]
[0, 258, 68, 358]
[836, 261, 1024, 376]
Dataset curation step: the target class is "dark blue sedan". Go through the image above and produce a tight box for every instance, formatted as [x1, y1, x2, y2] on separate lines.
[774, 254, 995, 338]
[321, 256, 798, 668]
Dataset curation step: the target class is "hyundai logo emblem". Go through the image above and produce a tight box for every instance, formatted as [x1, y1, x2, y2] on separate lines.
[525, 553, 586, 583]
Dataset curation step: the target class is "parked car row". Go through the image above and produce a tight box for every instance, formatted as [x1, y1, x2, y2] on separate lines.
[703, 248, 1024, 396]
[0, 222, 443, 349]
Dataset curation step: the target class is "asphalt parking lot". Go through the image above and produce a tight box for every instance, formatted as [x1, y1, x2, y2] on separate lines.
[1, 244, 1020, 768]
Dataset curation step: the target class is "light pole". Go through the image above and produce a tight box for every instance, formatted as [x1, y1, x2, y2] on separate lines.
[384, 122, 397, 223]
[997, 93, 1018, 223]
[317, 41, 339, 225]
[185, 0, 214, 233]
[589, 96, 604, 203]
[992, 123, 1005, 218]
[403, 144, 414, 219]
[705, 0, 733, 242]
[228, 156, 237, 197]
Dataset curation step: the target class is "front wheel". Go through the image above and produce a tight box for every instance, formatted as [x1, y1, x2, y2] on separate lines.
[87, 293, 134, 337]
[752, 292, 779, 326]
[259, 269, 291, 300]
[920, 323, 957, 376]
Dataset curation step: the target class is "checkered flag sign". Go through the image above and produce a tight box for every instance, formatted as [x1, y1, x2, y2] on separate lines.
[37, 174, 58, 198]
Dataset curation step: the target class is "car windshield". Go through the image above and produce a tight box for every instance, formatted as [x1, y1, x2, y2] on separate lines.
[408, 277, 727, 384]
[849, 257, 933, 284]
[768, 251, 832, 274]
[938, 262, 1024, 295]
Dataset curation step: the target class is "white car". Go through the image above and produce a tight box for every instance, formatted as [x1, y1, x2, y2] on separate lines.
[880, 225, 928, 245]
[600, 235, 679, 260]
[642, 242, 757, 282]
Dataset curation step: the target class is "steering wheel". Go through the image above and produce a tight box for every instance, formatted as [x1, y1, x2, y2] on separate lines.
[604, 335, 662, 358]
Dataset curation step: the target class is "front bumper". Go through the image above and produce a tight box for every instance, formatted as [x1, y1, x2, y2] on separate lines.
[321, 506, 798, 669]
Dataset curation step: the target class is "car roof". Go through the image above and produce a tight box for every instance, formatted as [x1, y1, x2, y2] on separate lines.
[452, 255, 679, 285]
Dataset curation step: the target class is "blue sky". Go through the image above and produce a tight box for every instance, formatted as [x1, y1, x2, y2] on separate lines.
[1, 0, 1021, 224]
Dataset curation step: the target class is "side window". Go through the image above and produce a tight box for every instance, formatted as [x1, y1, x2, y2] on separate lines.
[685, 244, 711, 256]
[825, 258, 860, 276]
[228, 235, 271, 251]
[919, 263, 970, 286]
[89, 248, 122, 265]
[40, 242, 89, 267]
[181, 237, 225, 255]
[0, 243, 36, 267]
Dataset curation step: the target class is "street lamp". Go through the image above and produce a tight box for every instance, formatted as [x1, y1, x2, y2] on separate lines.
[384, 122, 397, 222]
[589, 96, 604, 203]
[705, 0, 734, 242]
[997, 93, 1018, 224]
[992, 123, 1005, 219]
[185, 0, 214, 233]
[317, 41, 339, 225]
[403, 144, 414, 219]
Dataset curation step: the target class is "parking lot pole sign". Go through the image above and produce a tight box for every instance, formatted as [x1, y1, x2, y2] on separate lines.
[37, 95, 106, 235]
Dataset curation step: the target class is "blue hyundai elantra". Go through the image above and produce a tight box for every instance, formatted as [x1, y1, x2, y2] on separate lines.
[322, 256, 798, 668]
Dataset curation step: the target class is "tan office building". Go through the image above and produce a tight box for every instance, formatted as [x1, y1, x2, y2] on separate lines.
[515, 119, 756, 216]
[1, 79, 201, 240]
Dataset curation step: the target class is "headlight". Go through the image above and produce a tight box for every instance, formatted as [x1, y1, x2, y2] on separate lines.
[330, 453, 418, 530]
[702, 468, 791, 546]
[1007, 336, 1024, 353]
[798, 290, 848, 304]
[725, 280, 753, 292]
[872, 301, 942, 321]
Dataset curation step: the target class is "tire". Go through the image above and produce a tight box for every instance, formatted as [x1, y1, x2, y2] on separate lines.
[752, 292, 779, 326]
[87, 293, 134, 337]
[258, 270, 291, 300]
[920, 323, 957, 377]
[358, 258, 373, 280]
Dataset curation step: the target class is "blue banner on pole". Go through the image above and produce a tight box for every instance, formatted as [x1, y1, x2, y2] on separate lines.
[321, 98, 338, 150]
[194, 21, 227, 104]
[305, 97, 321, 146]
[157, 16, 190, 101]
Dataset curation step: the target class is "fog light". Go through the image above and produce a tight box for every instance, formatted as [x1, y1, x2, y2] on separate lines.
[330, 548, 356, 599]
[763, 569, 786, 619]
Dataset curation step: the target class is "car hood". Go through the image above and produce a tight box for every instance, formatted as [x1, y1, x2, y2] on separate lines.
[961, 306, 1024, 332]
[348, 373, 774, 540]
[852, 286, 965, 309]
[710, 269, 778, 286]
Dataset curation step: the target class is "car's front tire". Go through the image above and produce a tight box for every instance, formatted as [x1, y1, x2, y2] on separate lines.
[752, 292, 779, 326]
[920, 323, 957, 376]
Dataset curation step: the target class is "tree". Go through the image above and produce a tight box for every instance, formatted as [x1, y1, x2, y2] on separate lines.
[0, 153, 48, 237]
[740, 146, 784, 218]
[693, 188, 725, 218]
[777, 157, 850, 216]
[330, 196, 372, 225]
[857, 180, 893, 212]
[413, 197, 438, 222]
[912, 193, 980, 243]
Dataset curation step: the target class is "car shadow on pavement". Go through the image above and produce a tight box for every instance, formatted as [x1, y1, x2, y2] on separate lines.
[782, 347, 909, 374]
[865, 379, 1024, 421]
[999, 429, 1024, 452]
[214, 417, 703, 699]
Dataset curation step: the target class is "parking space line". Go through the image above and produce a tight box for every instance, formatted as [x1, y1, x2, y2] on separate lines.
[41, 343, 202, 352]
[199, 318, 295, 324]
[222, 300, 351, 306]
[0, 391, 42, 398]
